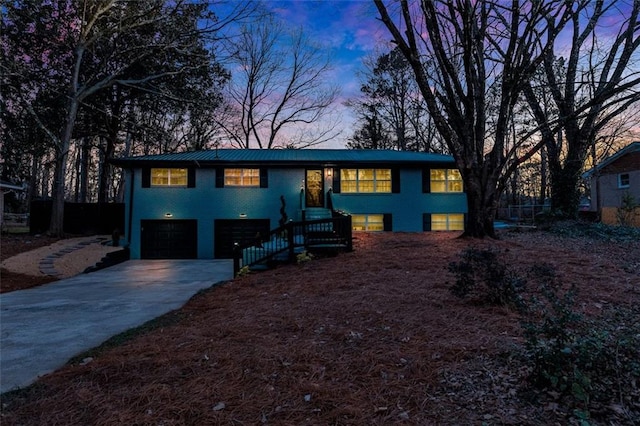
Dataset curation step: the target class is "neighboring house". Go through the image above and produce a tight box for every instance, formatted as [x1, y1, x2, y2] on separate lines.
[111, 149, 468, 260]
[0, 180, 24, 230]
[583, 141, 640, 226]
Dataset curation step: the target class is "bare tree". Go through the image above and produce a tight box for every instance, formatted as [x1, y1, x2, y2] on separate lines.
[374, 0, 571, 237]
[524, 0, 640, 217]
[3, 0, 255, 236]
[222, 16, 341, 149]
[349, 47, 445, 152]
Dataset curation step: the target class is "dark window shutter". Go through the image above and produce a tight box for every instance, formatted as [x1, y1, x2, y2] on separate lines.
[259, 168, 268, 188]
[391, 168, 400, 193]
[422, 168, 431, 193]
[187, 168, 196, 188]
[142, 167, 151, 188]
[423, 213, 432, 231]
[332, 168, 341, 193]
[215, 167, 224, 188]
[383, 213, 392, 231]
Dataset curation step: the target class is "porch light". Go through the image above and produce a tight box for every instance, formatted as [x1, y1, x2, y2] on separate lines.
[325, 168, 333, 178]
[239, 213, 247, 218]
[164, 212, 173, 218]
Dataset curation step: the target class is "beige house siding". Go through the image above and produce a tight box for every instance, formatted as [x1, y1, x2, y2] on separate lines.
[590, 169, 640, 210]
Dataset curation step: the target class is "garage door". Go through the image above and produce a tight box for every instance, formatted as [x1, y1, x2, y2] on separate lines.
[214, 219, 270, 258]
[141, 220, 197, 259]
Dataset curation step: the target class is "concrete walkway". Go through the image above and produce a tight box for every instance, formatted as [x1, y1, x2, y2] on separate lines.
[0, 259, 233, 394]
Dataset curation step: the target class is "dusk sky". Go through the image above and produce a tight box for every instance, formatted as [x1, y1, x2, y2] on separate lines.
[225, 1, 389, 148]
[266, 0, 384, 99]
[219, 1, 636, 148]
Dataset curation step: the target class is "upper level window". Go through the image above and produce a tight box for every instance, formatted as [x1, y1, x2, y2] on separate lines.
[341, 169, 391, 193]
[225, 168, 260, 187]
[430, 169, 463, 193]
[618, 173, 630, 188]
[151, 168, 187, 186]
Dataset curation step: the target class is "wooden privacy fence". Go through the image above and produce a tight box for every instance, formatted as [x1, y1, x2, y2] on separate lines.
[601, 206, 640, 227]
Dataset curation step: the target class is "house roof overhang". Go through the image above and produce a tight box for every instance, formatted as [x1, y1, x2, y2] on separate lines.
[110, 149, 456, 169]
[582, 141, 640, 179]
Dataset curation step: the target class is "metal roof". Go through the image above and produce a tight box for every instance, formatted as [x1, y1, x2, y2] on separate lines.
[111, 149, 455, 167]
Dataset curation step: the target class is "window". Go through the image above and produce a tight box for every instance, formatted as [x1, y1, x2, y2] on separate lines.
[431, 214, 465, 231]
[341, 169, 391, 193]
[224, 168, 260, 187]
[151, 168, 188, 186]
[619, 173, 630, 188]
[352, 214, 385, 231]
[430, 169, 463, 193]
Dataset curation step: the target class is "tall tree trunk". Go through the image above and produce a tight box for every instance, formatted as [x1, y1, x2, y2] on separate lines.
[115, 129, 133, 203]
[98, 136, 115, 204]
[49, 98, 79, 236]
[539, 146, 547, 205]
[79, 137, 90, 203]
[73, 143, 82, 202]
[463, 172, 498, 238]
[548, 151, 586, 217]
[547, 123, 590, 217]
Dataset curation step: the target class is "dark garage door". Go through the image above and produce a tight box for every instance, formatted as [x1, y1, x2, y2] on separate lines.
[141, 220, 197, 259]
[214, 219, 270, 258]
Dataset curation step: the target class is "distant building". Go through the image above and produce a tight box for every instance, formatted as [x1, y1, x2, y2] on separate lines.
[0, 180, 24, 230]
[583, 142, 640, 226]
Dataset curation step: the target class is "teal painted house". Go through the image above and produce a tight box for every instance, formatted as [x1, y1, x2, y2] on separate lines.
[111, 149, 467, 259]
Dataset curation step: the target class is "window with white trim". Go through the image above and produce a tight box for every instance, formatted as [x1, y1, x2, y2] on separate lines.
[618, 173, 630, 188]
[341, 169, 391, 193]
[151, 168, 187, 186]
[431, 214, 465, 231]
[224, 168, 260, 187]
[430, 169, 463, 193]
[352, 214, 385, 231]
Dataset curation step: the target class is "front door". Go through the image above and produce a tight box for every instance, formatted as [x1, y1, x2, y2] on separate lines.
[305, 169, 324, 208]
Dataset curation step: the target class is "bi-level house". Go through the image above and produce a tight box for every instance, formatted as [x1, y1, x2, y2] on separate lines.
[111, 149, 467, 260]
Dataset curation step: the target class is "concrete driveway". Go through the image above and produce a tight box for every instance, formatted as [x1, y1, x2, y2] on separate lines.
[0, 259, 233, 394]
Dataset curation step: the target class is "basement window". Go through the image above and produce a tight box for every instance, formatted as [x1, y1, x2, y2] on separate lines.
[352, 214, 385, 231]
[431, 214, 465, 231]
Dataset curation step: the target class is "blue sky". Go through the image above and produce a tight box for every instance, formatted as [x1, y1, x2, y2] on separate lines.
[266, 0, 384, 100]
[219, 0, 388, 148]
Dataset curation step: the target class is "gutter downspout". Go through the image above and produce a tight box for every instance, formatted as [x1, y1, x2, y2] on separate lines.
[127, 168, 134, 248]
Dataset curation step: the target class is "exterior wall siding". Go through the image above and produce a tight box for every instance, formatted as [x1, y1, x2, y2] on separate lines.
[124, 166, 468, 259]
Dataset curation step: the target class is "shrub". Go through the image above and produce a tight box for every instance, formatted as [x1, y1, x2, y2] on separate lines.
[520, 264, 640, 423]
[448, 247, 525, 307]
[296, 251, 313, 264]
[616, 192, 638, 226]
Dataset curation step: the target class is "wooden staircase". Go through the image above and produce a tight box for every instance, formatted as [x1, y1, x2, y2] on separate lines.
[234, 211, 353, 275]
[304, 207, 333, 221]
[304, 208, 348, 250]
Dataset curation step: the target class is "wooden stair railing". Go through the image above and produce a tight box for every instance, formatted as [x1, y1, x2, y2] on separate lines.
[233, 213, 352, 276]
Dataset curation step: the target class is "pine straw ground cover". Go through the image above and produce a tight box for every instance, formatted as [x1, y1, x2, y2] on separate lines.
[1, 226, 639, 425]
